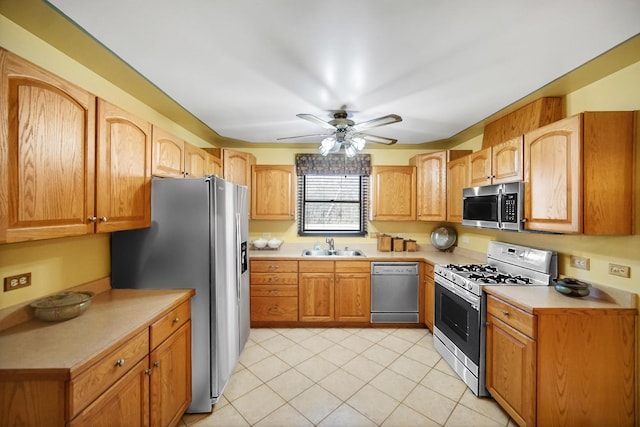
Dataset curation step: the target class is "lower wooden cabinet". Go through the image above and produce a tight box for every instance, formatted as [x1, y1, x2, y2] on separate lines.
[69, 358, 150, 427]
[423, 263, 434, 331]
[0, 293, 192, 427]
[250, 260, 299, 323]
[298, 260, 370, 323]
[485, 292, 636, 427]
[334, 261, 371, 323]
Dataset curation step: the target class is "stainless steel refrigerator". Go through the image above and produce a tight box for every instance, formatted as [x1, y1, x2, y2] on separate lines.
[111, 176, 250, 413]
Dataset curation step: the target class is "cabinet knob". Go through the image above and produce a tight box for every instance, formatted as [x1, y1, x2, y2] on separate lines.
[144, 368, 152, 376]
[173, 317, 180, 324]
[269, 277, 280, 282]
[153, 361, 160, 367]
[99, 216, 108, 222]
[502, 310, 510, 316]
[115, 358, 125, 367]
[88, 216, 97, 223]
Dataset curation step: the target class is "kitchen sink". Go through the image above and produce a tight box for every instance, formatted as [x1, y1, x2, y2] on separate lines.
[301, 249, 366, 257]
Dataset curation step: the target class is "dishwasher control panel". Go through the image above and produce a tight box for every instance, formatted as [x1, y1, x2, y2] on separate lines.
[371, 262, 419, 276]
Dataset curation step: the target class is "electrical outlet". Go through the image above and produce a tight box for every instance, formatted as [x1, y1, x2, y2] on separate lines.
[570, 255, 590, 270]
[4, 273, 32, 291]
[608, 263, 630, 278]
[370, 232, 379, 239]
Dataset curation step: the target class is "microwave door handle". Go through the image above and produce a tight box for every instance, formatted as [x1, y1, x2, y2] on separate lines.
[497, 188, 503, 228]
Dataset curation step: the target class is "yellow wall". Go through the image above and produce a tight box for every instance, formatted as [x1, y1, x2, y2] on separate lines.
[1, 12, 639, 309]
[0, 15, 214, 309]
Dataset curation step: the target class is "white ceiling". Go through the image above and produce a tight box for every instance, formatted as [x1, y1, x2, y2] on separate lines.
[48, 0, 640, 145]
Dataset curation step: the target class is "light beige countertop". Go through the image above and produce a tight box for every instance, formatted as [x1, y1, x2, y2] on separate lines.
[0, 288, 194, 377]
[250, 242, 485, 265]
[484, 285, 637, 313]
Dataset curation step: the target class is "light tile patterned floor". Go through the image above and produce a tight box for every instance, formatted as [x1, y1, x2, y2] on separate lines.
[180, 328, 516, 427]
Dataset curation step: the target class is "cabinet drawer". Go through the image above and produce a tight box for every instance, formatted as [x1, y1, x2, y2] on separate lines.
[487, 295, 536, 339]
[70, 329, 149, 418]
[251, 297, 298, 321]
[299, 260, 334, 273]
[251, 284, 298, 297]
[150, 300, 191, 350]
[335, 261, 370, 273]
[251, 260, 298, 273]
[250, 272, 298, 285]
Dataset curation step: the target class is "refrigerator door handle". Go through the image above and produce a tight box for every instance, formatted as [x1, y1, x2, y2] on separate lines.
[235, 212, 242, 301]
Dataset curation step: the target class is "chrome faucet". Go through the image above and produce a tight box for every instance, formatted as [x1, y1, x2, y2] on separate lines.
[326, 237, 335, 252]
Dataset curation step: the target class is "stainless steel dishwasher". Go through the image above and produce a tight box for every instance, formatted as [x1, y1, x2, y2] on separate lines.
[370, 262, 419, 323]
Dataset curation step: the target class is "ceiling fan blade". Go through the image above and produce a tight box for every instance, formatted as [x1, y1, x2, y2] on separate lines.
[361, 134, 397, 145]
[296, 113, 337, 130]
[277, 132, 334, 140]
[351, 114, 402, 132]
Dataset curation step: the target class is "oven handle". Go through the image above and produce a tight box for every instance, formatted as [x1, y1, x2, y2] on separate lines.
[435, 277, 480, 309]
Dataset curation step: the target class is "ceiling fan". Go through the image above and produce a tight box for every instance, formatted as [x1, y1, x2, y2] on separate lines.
[278, 109, 402, 157]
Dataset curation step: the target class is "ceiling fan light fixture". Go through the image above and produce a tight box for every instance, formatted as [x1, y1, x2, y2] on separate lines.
[350, 135, 366, 150]
[319, 136, 336, 156]
[344, 142, 358, 157]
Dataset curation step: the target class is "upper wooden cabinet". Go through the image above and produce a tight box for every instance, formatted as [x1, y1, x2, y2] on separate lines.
[523, 111, 635, 234]
[220, 148, 256, 186]
[251, 165, 295, 220]
[370, 166, 416, 221]
[152, 126, 219, 178]
[0, 49, 96, 242]
[152, 126, 185, 178]
[206, 154, 222, 177]
[96, 99, 151, 233]
[410, 150, 471, 221]
[184, 143, 208, 178]
[0, 49, 151, 242]
[446, 156, 469, 223]
[468, 137, 524, 187]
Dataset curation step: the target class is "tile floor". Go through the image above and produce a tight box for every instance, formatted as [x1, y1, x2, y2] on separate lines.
[180, 328, 515, 427]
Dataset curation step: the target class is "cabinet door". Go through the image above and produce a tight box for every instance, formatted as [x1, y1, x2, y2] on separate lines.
[370, 166, 416, 220]
[0, 49, 96, 243]
[468, 147, 492, 187]
[206, 154, 222, 177]
[223, 149, 252, 186]
[184, 143, 207, 178]
[151, 126, 185, 178]
[446, 157, 469, 223]
[69, 358, 150, 427]
[486, 316, 536, 427]
[298, 272, 334, 322]
[335, 272, 370, 322]
[524, 115, 581, 233]
[149, 321, 192, 427]
[491, 136, 523, 184]
[411, 152, 447, 221]
[96, 99, 152, 232]
[424, 264, 434, 331]
[251, 165, 295, 220]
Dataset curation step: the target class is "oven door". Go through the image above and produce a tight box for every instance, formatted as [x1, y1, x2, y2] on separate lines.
[434, 279, 481, 366]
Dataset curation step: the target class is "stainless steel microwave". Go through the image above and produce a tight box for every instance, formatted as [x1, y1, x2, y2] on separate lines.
[462, 182, 524, 231]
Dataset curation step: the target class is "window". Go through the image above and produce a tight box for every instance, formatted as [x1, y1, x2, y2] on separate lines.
[298, 175, 368, 236]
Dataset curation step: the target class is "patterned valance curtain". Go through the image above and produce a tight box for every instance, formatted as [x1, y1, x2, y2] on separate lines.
[295, 153, 371, 176]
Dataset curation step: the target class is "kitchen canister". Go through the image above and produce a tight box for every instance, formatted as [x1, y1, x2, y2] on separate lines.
[393, 237, 404, 252]
[377, 234, 392, 252]
[404, 239, 417, 252]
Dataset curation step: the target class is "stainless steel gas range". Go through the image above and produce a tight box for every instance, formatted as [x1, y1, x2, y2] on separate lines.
[433, 241, 557, 396]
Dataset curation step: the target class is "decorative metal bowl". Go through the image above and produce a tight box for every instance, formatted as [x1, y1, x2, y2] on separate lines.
[30, 291, 94, 322]
[430, 226, 457, 251]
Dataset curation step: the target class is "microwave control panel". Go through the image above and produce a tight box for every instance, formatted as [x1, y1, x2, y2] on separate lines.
[502, 193, 518, 223]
